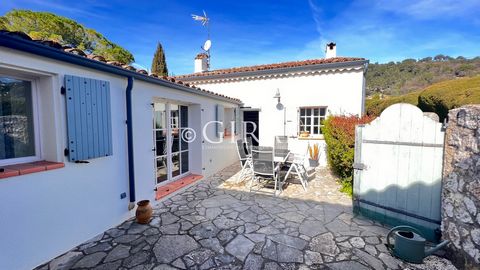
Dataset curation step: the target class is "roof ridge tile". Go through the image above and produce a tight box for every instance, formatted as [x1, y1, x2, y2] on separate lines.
[175, 57, 366, 79]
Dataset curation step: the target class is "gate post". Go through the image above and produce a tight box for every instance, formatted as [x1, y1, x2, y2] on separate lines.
[441, 105, 480, 268]
[352, 124, 364, 213]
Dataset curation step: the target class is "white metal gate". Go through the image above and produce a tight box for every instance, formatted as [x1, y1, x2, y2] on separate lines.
[353, 104, 445, 241]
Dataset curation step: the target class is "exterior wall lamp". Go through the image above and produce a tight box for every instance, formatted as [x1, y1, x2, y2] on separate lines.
[274, 88, 284, 110]
[273, 88, 281, 104]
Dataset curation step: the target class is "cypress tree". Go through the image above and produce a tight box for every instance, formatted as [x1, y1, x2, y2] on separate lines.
[151, 42, 168, 76]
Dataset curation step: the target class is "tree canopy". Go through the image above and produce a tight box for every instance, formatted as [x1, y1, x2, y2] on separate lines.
[365, 75, 480, 121]
[151, 42, 168, 76]
[0, 10, 134, 63]
[366, 55, 480, 96]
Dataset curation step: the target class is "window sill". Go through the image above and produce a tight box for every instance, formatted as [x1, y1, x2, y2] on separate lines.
[297, 136, 324, 140]
[0, 161, 65, 179]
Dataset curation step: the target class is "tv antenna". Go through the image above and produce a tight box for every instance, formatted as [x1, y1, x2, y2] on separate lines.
[191, 10, 211, 69]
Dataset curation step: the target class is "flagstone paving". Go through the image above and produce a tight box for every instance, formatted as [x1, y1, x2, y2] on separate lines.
[35, 164, 456, 270]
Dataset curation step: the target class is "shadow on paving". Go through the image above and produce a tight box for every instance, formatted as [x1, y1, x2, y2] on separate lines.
[35, 163, 456, 270]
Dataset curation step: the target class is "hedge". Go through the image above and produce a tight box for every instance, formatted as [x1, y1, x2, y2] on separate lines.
[365, 91, 420, 116]
[322, 115, 375, 195]
[366, 75, 480, 121]
[417, 75, 480, 121]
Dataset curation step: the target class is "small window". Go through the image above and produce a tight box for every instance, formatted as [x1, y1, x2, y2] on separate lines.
[0, 76, 40, 165]
[298, 106, 327, 136]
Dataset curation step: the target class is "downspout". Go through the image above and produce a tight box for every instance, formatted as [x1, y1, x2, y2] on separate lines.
[126, 77, 136, 210]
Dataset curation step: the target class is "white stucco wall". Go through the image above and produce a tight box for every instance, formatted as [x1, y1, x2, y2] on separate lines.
[0, 47, 239, 270]
[186, 67, 366, 165]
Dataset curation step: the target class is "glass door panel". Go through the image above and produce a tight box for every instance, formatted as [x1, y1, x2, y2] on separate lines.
[155, 130, 167, 156]
[156, 156, 168, 182]
[171, 152, 180, 177]
[181, 151, 189, 174]
[154, 102, 168, 184]
[154, 102, 190, 185]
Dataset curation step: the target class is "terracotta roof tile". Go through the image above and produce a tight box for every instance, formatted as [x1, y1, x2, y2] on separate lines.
[36, 40, 63, 49]
[64, 48, 86, 57]
[175, 57, 365, 79]
[86, 54, 106, 62]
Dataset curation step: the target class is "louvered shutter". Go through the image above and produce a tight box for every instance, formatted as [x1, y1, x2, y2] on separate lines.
[215, 104, 224, 138]
[65, 75, 113, 161]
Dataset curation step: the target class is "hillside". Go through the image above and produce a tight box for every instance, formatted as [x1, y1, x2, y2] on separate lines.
[366, 75, 480, 121]
[0, 10, 134, 63]
[366, 56, 480, 96]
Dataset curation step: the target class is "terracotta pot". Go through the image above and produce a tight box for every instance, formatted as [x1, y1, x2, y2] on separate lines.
[135, 200, 152, 224]
[300, 131, 310, 138]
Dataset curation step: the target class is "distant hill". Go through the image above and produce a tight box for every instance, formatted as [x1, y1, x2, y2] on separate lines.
[366, 56, 480, 96]
[366, 75, 480, 121]
[0, 10, 134, 63]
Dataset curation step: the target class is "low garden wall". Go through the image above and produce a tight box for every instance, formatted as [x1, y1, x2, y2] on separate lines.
[442, 105, 480, 268]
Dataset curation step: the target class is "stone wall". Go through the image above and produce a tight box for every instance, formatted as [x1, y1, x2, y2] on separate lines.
[442, 105, 480, 268]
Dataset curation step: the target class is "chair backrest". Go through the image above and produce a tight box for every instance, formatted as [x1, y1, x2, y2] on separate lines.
[251, 146, 274, 176]
[236, 139, 248, 161]
[245, 136, 253, 155]
[274, 136, 289, 159]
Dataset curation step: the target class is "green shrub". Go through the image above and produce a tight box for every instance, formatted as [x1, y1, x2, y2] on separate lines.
[366, 75, 480, 120]
[322, 115, 375, 195]
[366, 91, 420, 116]
[418, 75, 480, 121]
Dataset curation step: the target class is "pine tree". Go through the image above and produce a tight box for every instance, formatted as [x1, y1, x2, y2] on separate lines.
[151, 42, 168, 76]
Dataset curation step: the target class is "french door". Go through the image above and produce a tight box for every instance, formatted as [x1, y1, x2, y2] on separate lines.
[153, 102, 189, 185]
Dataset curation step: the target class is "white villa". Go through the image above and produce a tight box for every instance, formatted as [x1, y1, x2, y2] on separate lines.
[0, 31, 242, 270]
[176, 43, 368, 165]
[0, 31, 366, 270]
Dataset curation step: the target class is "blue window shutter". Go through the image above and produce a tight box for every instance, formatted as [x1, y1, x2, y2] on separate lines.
[215, 104, 224, 138]
[65, 75, 113, 161]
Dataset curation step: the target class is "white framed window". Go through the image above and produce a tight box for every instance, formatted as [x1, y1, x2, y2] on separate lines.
[0, 75, 41, 166]
[298, 106, 327, 136]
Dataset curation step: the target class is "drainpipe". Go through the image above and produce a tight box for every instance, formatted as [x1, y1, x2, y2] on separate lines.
[126, 77, 136, 210]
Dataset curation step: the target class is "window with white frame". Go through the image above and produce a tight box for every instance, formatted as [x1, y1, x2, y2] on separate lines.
[0, 76, 40, 165]
[298, 107, 327, 135]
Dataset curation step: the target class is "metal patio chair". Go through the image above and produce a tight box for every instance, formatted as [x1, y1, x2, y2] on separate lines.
[245, 136, 254, 156]
[274, 136, 289, 161]
[250, 146, 283, 196]
[236, 139, 253, 181]
[284, 149, 317, 191]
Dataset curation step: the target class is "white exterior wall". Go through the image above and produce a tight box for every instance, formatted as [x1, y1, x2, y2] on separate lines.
[190, 69, 365, 165]
[0, 47, 239, 270]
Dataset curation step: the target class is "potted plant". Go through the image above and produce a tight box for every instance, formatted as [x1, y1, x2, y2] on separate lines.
[308, 143, 319, 167]
[299, 120, 310, 138]
[300, 130, 310, 138]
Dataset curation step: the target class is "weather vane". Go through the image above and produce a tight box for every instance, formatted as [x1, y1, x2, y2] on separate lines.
[191, 10, 211, 69]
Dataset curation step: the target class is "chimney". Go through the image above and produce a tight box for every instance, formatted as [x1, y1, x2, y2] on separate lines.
[325, 42, 336, 59]
[194, 53, 209, 73]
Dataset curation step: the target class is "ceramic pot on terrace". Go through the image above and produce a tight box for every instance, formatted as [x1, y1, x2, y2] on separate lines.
[135, 200, 152, 224]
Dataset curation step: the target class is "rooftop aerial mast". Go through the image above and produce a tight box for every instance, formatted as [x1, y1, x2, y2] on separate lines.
[191, 10, 211, 69]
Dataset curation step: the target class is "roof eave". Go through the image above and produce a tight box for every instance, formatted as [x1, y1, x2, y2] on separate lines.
[0, 34, 242, 105]
[178, 59, 369, 82]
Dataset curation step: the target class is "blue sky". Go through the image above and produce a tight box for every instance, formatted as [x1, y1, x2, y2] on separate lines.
[2, 0, 480, 75]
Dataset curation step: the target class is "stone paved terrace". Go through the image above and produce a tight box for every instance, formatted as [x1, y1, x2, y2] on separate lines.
[36, 164, 457, 270]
